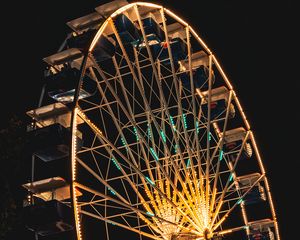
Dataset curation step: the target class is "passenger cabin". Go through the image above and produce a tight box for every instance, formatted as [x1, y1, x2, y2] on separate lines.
[151, 37, 187, 68]
[26, 102, 83, 174]
[236, 173, 266, 205]
[26, 103, 73, 129]
[167, 22, 187, 40]
[136, 20, 187, 69]
[23, 199, 75, 238]
[113, 13, 141, 45]
[22, 177, 81, 202]
[201, 86, 235, 119]
[95, 0, 128, 18]
[179, 50, 214, 91]
[67, 12, 104, 34]
[141, 11, 165, 43]
[45, 67, 96, 104]
[222, 127, 252, 160]
[248, 219, 275, 240]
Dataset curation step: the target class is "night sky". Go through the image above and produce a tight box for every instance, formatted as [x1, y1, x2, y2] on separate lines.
[2, 0, 297, 239]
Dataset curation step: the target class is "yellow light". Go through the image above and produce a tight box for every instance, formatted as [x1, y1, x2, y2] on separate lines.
[71, 108, 82, 240]
[211, 55, 233, 90]
[249, 131, 265, 174]
[111, 3, 136, 17]
[163, 9, 212, 55]
[233, 91, 250, 130]
[89, 18, 110, 51]
[196, 88, 204, 98]
[136, 2, 162, 9]
[218, 229, 232, 235]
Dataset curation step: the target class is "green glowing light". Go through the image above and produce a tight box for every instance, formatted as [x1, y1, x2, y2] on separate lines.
[174, 144, 178, 153]
[133, 127, 139, 141]
[147, 125, 152, 139]
[183, 113, 188, 129]
[111, 158, 121, 170]
[187, 159, 191, 168]
[145, 176, 155, 185]
[120, 137, 128, 151]
[160, 130, 167, 143]
[219, 149, 224, 161]
[170, 115, 176, 131]
[150, 147, 159, 161]
[196, 121, 199, 134]
[108, 188, 116, 195]
[146, 211, 154, 217]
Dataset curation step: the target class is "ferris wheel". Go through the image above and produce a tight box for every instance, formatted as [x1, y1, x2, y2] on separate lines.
[22, 1, 280, 240]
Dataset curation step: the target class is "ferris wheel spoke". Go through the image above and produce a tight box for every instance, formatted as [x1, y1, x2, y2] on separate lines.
[80, 209, 161, 240]
[134, 6, 179, 163]
[110, 55, 173, 212]
[76, 156, 129, 203]
[75, 182, 183, 234]
[109, 17, 171, 161]
[111, 56, 160, 183]
[133, 49, 166, 175]
[212, 224, 252, 238]
[87, 65, 144, 173]
[186, 26, 205, 198]
[209, 130, 251, 228]
[212, 173, 265, 232]
[209, 90, 233, 212]
[158, 8, 201, 208]
[203, 54, 214, 214]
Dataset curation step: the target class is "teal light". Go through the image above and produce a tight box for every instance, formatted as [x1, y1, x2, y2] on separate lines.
[187, 159, 191, 168]
[133, 127, 139, 141]
[146, 211, 154, 217]
[111, 158, 121, 171]
[147, 125, 152, 139]
[229, 173, 233, 182]
[208, 131, 212, 141]
[170, 115, 176, 131]
[160, 130, 167, 143]
[183, 113, 188, 129]
[219, 149, 224, 161]
[108, 188, 116, 195]
[174, 144, 178, 153]
[145, 176, 155, 185]
[150, 147, 159, 161]
[196, 121, 199, 134]
[121, 137, 128, 151]
[237, 198, 243, 205]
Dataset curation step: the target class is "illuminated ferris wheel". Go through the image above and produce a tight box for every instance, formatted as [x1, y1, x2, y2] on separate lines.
[22, 1, 280, 240]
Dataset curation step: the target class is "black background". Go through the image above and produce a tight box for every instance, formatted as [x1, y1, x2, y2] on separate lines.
[1, 0, 298, 239]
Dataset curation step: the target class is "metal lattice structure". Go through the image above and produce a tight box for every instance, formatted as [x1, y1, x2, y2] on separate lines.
[23, 1, 280, 240]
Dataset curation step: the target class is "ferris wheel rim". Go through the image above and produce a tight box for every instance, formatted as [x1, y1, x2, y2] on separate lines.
[67, 2, 280, 240]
